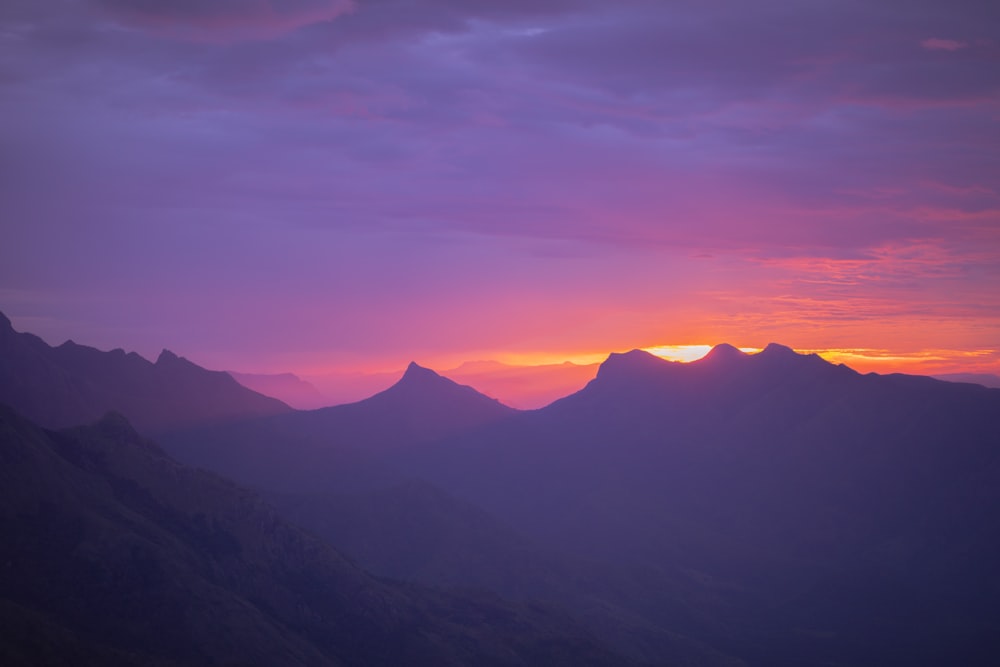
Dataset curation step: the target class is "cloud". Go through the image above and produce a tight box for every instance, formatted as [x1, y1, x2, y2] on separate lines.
[95, 0, 356, 41]
[2, 0, 999, 369]
[921, 37, 969, 50]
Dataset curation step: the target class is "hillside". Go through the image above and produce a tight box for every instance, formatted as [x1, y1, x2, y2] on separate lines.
[0, 312, 291, 434]
[0, 403, 636, 666]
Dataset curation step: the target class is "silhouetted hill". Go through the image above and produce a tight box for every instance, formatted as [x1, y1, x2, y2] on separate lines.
[265, 481, 743, 666]
[0, 403, 637, 667]
[162, 362, 515, 493]
[0, 311, 291, 433]
[365, 361, 516, 435]
[228, 370, 330, 409]
[162, 363, 742, 665]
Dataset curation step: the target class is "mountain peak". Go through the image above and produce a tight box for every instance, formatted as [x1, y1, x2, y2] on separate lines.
[596, 349, 670, 382]
[362, 361, 514, 420]
[759, 342, 798, 358]
[0, 311, 11, 331]
[701, 343, 747, 364]
[752, 343, 837, 373]
[156, 349, 182, 365]
[401, 361, 440, 382]
[384, 361, 465, 396]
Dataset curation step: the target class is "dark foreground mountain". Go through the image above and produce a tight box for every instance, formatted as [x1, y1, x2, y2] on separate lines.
[0, 403, 638, 667]
[0, 311, 291, 433]
[166, 344, 1000, 666]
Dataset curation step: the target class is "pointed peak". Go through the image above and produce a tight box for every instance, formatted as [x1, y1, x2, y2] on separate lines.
[0, 311, 11, 330]
[392, 362, 451, 390]
[403, 361, 439, 378]
[368, 361, 514, 412]
[155, 349, 201, 371]
[156, 349, 180, 365]
[701, 343, 747, 363]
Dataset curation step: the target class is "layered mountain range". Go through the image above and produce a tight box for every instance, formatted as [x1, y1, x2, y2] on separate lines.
[2, 311, 999, 665]
[163, 342, 1000, 666]
[0, 312, 290, 433]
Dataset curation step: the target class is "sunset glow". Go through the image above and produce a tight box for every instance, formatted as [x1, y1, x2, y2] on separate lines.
[2, 0, 997, 385]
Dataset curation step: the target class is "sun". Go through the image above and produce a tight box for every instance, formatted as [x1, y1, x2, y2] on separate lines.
[642, 345, 714, 362]
[643, 344, 762, 363]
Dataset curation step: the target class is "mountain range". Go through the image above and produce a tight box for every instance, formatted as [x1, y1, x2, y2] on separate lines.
[162, 342, 1000, 666]
[0, 312, 289, 433]
[2, 310, 999, 665]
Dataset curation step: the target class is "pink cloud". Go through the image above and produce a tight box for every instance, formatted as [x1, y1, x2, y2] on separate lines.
[98, 0, 355, 42]
[921, 37, 968, 51]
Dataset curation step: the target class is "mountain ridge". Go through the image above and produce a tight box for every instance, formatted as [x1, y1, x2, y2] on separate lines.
[6, 315, 1000, 665]
[0, 311, 292, 434]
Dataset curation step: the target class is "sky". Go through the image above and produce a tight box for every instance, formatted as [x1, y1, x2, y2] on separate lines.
[2, 0, 999, 379]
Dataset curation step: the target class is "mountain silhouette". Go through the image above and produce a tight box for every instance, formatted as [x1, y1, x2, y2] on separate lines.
[425, 346, 1000, 664]
[162, 362, 515, 493]
[6, 313, 1000, 666]
[0, 403, 636, 666]
[359, 361, 515, 435]
[228, 370, 329, 409]
[162, 341, 1000, 663]
[588, 349, 677, 389]
[0, 311, 291, 434]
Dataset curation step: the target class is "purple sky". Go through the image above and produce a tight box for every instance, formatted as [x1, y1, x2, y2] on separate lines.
[2, 0, 999, 376]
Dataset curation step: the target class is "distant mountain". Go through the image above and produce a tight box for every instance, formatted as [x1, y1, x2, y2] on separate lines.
[228, 370, 330, 409]
[0, 311, 291, 434]
[0, 403, 636, 667]
[934, 372, 1000, 389]
[367, 361, 516, 432]
[302, 359, 600, 410]
[301, 368, 402, 406]
[162, 362, 516, 493]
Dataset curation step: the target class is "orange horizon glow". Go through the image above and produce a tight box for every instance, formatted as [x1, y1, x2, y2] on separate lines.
[282, 342, 1000, 411]
[292, 343, 1000, 380]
